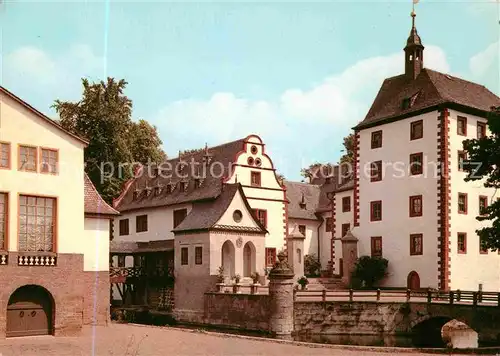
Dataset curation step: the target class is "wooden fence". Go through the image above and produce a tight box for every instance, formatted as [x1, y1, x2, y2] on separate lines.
[294, 289, 500, 307]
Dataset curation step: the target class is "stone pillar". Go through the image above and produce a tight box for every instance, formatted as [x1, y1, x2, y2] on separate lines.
[286, 224, 305, 279]
[341, 229, 358, 287]
[268, 251, 295, 340]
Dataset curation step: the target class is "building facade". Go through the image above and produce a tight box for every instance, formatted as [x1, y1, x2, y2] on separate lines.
[112, 135, 286, 273]
[0, 86, 118, 338]
[352, 13, 500, 291]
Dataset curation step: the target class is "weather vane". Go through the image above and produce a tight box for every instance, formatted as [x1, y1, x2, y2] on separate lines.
[412, 0, 419, 15]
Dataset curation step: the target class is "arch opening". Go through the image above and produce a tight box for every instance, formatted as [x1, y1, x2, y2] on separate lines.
[221, 240, 236, 279]
[7, 285, 54, 337]
[411, 316, 453, 348]
[243, 241, 256, 277]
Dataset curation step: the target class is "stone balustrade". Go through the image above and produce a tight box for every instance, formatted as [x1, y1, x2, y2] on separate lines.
[0, 252, 7, 265]
[18, 254, 57, 266]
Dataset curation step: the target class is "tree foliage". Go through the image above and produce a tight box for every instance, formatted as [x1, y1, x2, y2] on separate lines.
[304, 254, 321, 277]
[351, 256, 388, 289]
[339, 133, 355, 165]
[300, 133, 354, 181]
[462, 106, 500, 251]
[53, 77, 166, 203]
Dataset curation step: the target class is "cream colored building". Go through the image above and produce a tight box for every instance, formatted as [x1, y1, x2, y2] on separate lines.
[0, 86, 118, 337]
[112, 135, 286, 273]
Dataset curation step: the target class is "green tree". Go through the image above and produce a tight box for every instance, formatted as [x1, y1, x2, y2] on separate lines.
[339, 133, 355, 164]
[304, 254, 321, 277]
[53, 77, 165, 203]
[462, 106, 500, 251]
[300, 162, 334, 181]
[351, 256, 388, 289]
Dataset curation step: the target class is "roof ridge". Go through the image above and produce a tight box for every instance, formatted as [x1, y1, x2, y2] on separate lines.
[163, 137, 245, 163]
[0, 86, 89, 146]
[284, 180, 321, 188]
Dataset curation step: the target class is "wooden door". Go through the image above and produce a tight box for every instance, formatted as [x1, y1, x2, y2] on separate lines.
[407, 271, 420, 290]
[6, 286, 52, 337]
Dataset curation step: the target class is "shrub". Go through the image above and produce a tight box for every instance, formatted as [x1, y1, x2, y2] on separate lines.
[304, 254, 321, 277]
[250, 272, 260, 284]
[297, 276, 309, 288]
[216, 266, 225, 283]
[351, 256, 388, 289]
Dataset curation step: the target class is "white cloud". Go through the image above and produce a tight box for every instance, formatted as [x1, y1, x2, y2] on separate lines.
[153, 45, 450, 146]
[470, 41, 498, 78]
[4, 44, 103, 102]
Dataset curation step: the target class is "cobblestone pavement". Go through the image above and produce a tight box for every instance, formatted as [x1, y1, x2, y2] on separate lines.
[0, 323, 452, 356]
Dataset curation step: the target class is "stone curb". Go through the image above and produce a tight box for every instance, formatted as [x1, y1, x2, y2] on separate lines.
[120, 322, 500, 355]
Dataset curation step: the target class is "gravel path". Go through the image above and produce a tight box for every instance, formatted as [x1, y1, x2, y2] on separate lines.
[0, 323, 464, 356]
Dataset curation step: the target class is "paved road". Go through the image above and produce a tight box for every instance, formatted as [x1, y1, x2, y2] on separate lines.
[0, 323, 451, 356]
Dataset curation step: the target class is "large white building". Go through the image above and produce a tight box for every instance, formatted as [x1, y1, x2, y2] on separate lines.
[287, 12, 500, 292]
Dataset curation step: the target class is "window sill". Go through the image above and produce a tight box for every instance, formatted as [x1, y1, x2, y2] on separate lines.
[17, 251, 57, 256]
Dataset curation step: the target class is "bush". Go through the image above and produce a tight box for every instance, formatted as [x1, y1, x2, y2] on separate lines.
[304, 254, 321, 277]
[351, 256, 388, 289]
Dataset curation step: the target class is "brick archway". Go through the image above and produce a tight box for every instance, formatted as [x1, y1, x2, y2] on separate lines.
[6, 285, 55, 337]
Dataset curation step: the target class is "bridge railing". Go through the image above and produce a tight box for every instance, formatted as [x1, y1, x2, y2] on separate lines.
[294, 289, 500, 307]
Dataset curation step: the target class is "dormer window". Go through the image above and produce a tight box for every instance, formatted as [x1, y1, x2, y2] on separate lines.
[166, 184, 173, 194]
[154, 185, 162, 196]
[180, 181, 188, 192]
[402, 97, 411, 110]
[299, 193, 306, 210]
[145, 187, 152, 197]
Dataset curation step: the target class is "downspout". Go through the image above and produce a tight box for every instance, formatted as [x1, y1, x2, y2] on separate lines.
[316, 213, 324, 269]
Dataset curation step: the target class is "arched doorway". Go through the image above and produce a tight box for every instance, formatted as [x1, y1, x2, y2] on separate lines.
[221, 240, 235, 278]
[7, 285, 54, 337]
[407, 271, 420, 290]
[243, 242, 256, 277]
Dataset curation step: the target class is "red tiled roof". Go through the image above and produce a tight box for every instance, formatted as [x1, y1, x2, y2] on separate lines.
[355, 69, 500, 129]
[84, 174, 120, 216]
[114, 138, 247, 212]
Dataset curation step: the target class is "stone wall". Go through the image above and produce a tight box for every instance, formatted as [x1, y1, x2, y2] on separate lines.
[294, 301, 500, 344]
[0, 253, 109, 338]
[294, 302, 406, 336]
[204, 293, 271, 331]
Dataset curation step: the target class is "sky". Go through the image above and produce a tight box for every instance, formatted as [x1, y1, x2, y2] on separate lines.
[1, 0, 499, 181]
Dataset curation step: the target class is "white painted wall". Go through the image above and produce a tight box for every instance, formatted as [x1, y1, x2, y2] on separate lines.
[113, 203, 192, 242]
[0, 91, 101, 267]
[448, 109, 500, 291]
[318, 211, 332, 269]
[226, 135, 286, 252]
[357, 111, 440, 288]
[84, 218, 110, 271]
[287, 218, 320, 258]
[334, 189, 354, 274]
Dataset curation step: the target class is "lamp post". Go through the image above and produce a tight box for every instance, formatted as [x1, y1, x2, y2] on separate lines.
[326, 191, 335, 275]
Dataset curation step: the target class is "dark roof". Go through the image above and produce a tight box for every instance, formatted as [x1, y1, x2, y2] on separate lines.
[0, 86, 88, 145]
[84, 174, 120, 216]
[355, 69, 500, 129]
[285, 164, 354, 220]
[172, 183, 267, 234]
[110, 239, 174, 254]
[114, 138, 246, 212]
[283, 181, 320, 220]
